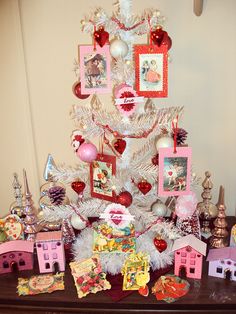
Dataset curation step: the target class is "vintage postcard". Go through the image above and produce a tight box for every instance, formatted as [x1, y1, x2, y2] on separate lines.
[79, 45, 111, 94]
[158, 147, 192, 196]
[90, 154, 116, 202]
[134, 45, 168, 98]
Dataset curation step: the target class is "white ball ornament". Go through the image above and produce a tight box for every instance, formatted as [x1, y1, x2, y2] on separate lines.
[151, 200, 168, 217]
[70, 213, 87, 230]
[110, 39, 129, 58]
[155, 135, 174, 151]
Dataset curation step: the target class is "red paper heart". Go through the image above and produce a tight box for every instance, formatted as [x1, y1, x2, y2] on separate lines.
[168, 171, 173, 176]
[137, 180, 152, 195]
[110, 210, 123, 225]
[113, 139, 126, 155]
[151, 28, 167, 46]
[94, 27, 109, 47]
[120, 91, 135, 112]
[71, 181, 86, 195]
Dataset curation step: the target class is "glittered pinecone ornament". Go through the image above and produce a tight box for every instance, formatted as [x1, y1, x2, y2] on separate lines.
[172, 128, 188, 146]
[48, 186, 66, 205]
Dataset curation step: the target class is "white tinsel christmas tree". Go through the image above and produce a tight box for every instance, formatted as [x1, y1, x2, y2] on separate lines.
[40, 0, 198, 275]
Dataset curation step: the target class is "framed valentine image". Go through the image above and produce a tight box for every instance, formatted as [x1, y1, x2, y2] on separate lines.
[90, 154, 116, 202]
[158, 147, 192, 196]
[79, 45, 111, 94]
[134, 45, 168, 98]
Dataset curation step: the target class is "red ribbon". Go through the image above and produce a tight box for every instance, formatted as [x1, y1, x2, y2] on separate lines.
[172, 115, 178, 154]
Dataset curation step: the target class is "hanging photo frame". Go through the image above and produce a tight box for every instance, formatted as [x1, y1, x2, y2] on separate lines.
[134, 45, 168, 98]
[79, 45, 111, 94]
[90, 154, 116, 202]
[158, 147, 192, 196]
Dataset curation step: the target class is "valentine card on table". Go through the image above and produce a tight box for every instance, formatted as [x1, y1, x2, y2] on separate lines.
[70, 255, 111, 298]
[17, 273, 64, 296]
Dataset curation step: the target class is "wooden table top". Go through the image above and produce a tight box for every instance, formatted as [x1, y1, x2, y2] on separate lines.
[0, 217, 236, 314]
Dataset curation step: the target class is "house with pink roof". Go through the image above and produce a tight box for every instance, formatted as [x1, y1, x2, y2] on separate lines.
[0, 240, 34, 274]
[207, 247, 236, 281]
[36, 231, 65, 273]
[172, 234, 207, 279]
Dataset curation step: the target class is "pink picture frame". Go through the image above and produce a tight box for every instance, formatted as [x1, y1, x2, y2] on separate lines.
[158, 147, 192, 196]
[79, 45, 111, 94]
[90, 154, 116, 202]
[134, 45, 168, 98]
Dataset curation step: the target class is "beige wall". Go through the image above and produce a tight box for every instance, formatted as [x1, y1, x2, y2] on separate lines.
[0, 0, 235, 216]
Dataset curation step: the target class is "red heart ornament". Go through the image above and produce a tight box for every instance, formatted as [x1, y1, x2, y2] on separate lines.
[113, 138, 126, 155]
[71, 181, 86, 195]
[151, 28, 166, 46]
[153, 236, 167, 253]
[110, 210, 123, 225]
[137, 180, 152, 195]
[116, 191, 133, 208]
[94, 27, 109, 47]
[168, 171, 173, 176]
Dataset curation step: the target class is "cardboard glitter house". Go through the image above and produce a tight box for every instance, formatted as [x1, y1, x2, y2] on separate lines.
[0, 240, 34, 274]
[172, 234, 207, 279]
[36, 231, 65, 273]
[207, 247, 236, 281]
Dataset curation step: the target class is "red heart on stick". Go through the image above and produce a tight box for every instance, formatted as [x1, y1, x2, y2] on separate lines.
[137, 180, 152, 195]
[113, 139, 126, 155]
[71, 181, 86, 195]
[94, 27, 109, 47]
[110, 210, 123, 225]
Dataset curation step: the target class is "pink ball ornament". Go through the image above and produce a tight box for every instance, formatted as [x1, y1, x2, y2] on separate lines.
[175, 191, 198, 219]
[76, 142, 98, 163]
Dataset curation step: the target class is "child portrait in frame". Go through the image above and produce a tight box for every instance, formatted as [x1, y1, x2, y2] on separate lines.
[79, 45, 111, 94]
[134, 45, 168, 98]
[90, 154, 116, 202]
[158, 147, 192, 196]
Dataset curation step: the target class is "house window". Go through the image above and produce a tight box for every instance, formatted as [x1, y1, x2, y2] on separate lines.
[51, 242, 57, 250]
[176, 252, 180, 255]
[43, 243, 48, 250]
[181, 259, 186, 264]
[216, 267, 223, 273]
[190, 253, 196, 258]
[190, 260, 195, 266]
[45, 262, 50, 269]
[197, 254, 201, 258]
[220, 260, 225, 264]
[52, 253, 58, 259]
[190, 268, 195, 274]
[186, 246, 192, 252]
[227, 261, 232, 265]
[3, 261, 9, 268]
[19, 259, 25, 266]
[181, 252, 187, 257]
[44, 253, 49, 260]
[234, 271, 236, 277]
[57, 242, 61, 246]
[18, 253, 22, 257]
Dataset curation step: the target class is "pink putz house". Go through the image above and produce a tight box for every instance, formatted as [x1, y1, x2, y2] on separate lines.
[0, 240, 34, 274]
[172, 234, 207, 279]
[36, 231, 65, 273]
[207, 247, 236, 281]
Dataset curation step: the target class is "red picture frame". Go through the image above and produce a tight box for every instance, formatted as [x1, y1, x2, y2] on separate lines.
[134, 45, 168, 98]
[90, 154, 116, 202]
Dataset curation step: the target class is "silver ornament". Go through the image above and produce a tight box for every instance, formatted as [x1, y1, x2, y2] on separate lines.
[110, 39, 129, 58]
[70, 213, 87, 230]
[155, 135, 174, 151]
[151, 200, 168, 217]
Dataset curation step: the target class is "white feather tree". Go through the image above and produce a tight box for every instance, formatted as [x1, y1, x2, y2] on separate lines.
[41, 0, 191, 274]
